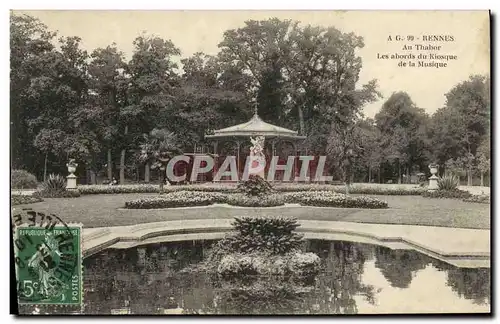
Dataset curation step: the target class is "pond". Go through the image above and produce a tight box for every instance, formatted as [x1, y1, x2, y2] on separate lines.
[26, 239, 491, 315]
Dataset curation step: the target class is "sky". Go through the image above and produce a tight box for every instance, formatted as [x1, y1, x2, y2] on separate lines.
[16, 10, 490, 118]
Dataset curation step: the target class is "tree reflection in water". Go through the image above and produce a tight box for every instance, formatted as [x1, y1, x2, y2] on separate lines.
[374, 246, 430, 288]
[77, 239, 490, 315]
[429, 259, 490, 306]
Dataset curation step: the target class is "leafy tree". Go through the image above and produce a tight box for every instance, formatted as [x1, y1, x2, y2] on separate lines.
[327, 80, 381, 192]
[173, 52, 251, 150]
[123, 35, 181, 183]
[440, 75, 490, 185]
[88, 44, 128, 181]
[429, 75, 490, 185]
[375, 92, 430, 183]
[218, 18, 295, 126]
[476, 135, 490, 186]
[10, 13, 56, 175]
[139, 129, 182, 193]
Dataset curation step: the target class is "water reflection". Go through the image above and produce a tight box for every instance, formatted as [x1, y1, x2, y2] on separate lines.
[374, 246, 430, 288]
[76, 240, 492, 314]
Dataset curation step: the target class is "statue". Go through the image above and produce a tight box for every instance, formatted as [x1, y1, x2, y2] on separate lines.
[249, 136, 266, 178]
[250, 136, 265, 157]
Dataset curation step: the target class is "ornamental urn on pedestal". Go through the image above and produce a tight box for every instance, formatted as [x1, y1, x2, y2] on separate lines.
[66, 159, 78, 190]
[428, 163, 439, 191]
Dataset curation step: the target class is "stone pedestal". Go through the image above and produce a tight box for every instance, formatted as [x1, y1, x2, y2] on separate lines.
[428, 175, 439, 190]
[66, 174, 77, 190]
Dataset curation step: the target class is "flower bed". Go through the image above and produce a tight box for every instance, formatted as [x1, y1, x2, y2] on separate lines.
[225, 193, 285, 207]
[125, 190, 388, 209]
[274, 183, 425, 195]
[343, 185, 425, 196]
[282, 191, 388, 209]
[34, 190, 81, 198]
[78, 183, 425, 196]
[463, 195, 490, 204]
[11, 194, 44, 206]
[79, 184, 160, 194]
[124, 191, 227, 209]
[421, 189, 472, 199]
[78, 183, 238, 195]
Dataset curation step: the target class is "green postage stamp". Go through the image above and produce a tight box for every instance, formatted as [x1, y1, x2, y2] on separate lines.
[13, 222, 83, 306]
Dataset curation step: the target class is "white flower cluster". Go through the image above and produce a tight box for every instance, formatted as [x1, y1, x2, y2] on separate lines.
[282, 190, 388, 208]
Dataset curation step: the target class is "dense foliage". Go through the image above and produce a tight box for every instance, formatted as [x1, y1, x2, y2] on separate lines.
[41, 173, 66, 191]
[437, 175, 460, 191]
[237, 175, 274, 196]
[11, 169, 38, 189]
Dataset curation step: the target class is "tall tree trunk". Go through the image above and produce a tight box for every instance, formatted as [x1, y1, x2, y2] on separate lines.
[368, 166, 371, 183]
[107, 149, 113, 181]
[43, 152, 48, 182]
[119, 125, 129, 185]
[90, 170, 96, 185]
[298, 105, 305, 136]
[379, 162, 382, 183]
[145, 163, 150, 183]
[468, 167, 473, 186]
[397, 159, 401, 184]
[480, 172, 484, 187]
[159, 169, 165, 194]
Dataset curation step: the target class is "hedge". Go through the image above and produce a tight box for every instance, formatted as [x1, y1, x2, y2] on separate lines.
[11, 194, 44, 206]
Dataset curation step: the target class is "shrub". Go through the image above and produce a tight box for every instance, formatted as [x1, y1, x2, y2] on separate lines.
[463, 195, 490, 204]
[124, 191, 227, 209]
[282, 191, 388, 209]
[35, 189, 81, 198]
[11, 170, 38, 189]
[237, 175, 273, 196]
[225, 193, 285, 207]
[287, 252, 321, 277]
[35, 174, 80, 198]
[216, 252, 321, 279]
[437, 175, 460, 191]
[41, 174, 66, 192]
[11, 194, 44, 206]
[422, 189, 472, 199]
[210, 217, 304, 259]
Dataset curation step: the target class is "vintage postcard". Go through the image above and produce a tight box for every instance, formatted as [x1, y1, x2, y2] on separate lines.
[10, 10, 490, 315]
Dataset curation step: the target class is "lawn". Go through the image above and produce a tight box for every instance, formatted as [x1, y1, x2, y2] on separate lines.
[11, 193, 490, 230]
